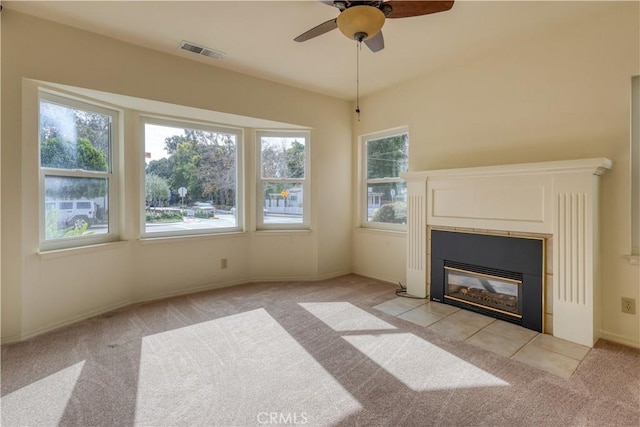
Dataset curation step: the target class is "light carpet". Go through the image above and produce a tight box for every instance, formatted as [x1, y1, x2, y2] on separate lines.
[2, 275, 639, 426]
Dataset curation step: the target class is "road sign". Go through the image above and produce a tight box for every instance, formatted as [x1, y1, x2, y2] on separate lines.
[280, 189, 289, 198]
[178, 187, 187, 197]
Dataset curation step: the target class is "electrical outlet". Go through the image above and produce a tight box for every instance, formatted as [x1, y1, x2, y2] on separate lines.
[621, 297, 636, 314]
[220, 258, 228, 269]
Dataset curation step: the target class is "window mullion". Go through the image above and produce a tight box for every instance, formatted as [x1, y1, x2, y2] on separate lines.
[42, 168, 110, 179]
[366, 177, 403, 185]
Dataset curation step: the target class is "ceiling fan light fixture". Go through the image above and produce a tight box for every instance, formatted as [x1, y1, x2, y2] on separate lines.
[336, 5, 385, 42]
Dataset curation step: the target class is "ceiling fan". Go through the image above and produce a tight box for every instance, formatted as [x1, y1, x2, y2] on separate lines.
[294, 1, 455, 52]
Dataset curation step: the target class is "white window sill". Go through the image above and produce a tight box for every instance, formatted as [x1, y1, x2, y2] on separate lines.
[38, 240, 129, 260]
[139, 231, 246, 245]
[355, 227, 406, 237]
[626, 255, 640, 266]
[253, 229, 312, 237]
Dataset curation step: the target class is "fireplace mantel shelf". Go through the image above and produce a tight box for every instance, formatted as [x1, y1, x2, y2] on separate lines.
[401, 157, 611, 181]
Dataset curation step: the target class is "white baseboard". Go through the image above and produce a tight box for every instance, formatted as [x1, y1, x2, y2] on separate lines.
[2, 271, 354, 345]
[350, 270, 400, 287]
[132, 278, 248, 304]
[599, 329, 640, 349]
[2, 299, 132, 345]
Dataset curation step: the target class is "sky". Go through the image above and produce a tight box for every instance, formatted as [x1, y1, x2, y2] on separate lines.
[144, 124, 181, 163]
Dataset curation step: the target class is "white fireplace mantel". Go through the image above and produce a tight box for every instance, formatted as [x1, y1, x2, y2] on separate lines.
[401, 158, 612, 347]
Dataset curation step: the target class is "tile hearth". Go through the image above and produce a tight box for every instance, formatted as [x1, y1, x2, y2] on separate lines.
[373, 297, 591, 379]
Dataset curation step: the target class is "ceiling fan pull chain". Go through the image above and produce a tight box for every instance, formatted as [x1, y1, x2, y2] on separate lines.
[355, 40, 361, 121]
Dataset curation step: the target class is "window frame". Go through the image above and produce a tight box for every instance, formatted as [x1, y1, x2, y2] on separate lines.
[256, 130, 311, 231]
[140, 115, 244, 238]
[631, 75, 639, 257]
[361, 127, 409, 231]
[38, 91, 120, 251]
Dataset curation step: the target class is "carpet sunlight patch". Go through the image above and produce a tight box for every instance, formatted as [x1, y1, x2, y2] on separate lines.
[1, 360, 86, 426]
[134, 308, 361, 426]
[344, 333, 510, 392]
[299, 302, 397, 331]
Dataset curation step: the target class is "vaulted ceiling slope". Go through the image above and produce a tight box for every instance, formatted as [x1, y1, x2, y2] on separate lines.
[4, 1, 621, 100]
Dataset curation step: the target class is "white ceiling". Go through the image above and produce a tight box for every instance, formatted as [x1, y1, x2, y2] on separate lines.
[4, 0, 618, 100]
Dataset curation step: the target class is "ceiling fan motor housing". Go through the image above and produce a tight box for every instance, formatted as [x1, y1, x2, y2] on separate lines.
[336, 5, 385, 41]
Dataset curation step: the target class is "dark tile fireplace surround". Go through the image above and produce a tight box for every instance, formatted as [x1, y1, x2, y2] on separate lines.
[430, 230, 544, 332]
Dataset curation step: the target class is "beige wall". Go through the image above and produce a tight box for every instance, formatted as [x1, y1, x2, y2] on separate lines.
[3, 4, 639, 348]
[353, 3, 640, 347]
[1, 11, 353, 342]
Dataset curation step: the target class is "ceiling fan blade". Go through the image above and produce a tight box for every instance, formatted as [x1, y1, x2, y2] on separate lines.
[385, 1, 454, 19]
[364, 31, 384, 52]
[294, 18, 338, 42]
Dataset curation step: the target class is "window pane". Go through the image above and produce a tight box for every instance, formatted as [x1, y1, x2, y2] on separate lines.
[40, 101, 110, 171]
[260, 137, 306, 179]
[44, 176, 108, 240]
[367, 182, 407, 224]
[366, 134, 408, 179]
[144, 123, 238, 234]
[262, 182, 304, 224]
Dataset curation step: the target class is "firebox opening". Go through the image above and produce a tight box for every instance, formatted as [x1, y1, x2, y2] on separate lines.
[444, 261, 522, 319]
[431, 230, 544, 333]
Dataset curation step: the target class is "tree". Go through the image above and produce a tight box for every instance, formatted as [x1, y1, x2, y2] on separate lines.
[366, 134, 408, 207]
[163, 133, 193, 155]
[74, 110, 110, 155]
[260, 139, 305, 203]
[260, 139, 304, 179]
[40, 101, 110, 157]
[156, 129, 237, 205]
[40, 136, 77, 169]
[285, 140, 305, 178]
[41, 136, 109, 199]
[170, 140, 202, 202]
[145, 174, 171, 206]
[77, 138, 108, 172]
[41, 136, 107, 172]
[146, 157, 174, 181]
[366, 134, 408, 179]
[197, 134, 236, 206]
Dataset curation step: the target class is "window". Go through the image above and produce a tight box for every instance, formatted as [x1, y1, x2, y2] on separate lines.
[256, 131, 310, 230]
[362, 128, 409, 229]
[39, 92, 118, 250]
[142, 117, 242, 237]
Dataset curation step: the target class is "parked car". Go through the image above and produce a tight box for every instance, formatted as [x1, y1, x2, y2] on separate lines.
[45, 199, 98, 229]
[192, 202, 215, 211]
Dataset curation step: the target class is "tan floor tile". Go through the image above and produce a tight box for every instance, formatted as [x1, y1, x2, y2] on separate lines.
[466, 329, 526, 358]
[373, 297, 427, 316]
[428, 317, 481, 341]
[528, 334, 590, 361]
[513, 341, 580, 378]
[448, 309, 495, 328]
[398, 306, 444, 327]
[483, 320, 538, 344]
[425, 301, 460, 317]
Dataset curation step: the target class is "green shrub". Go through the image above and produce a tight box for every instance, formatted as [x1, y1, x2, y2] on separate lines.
[145, 209, 183, 223]
[194, 209, 214, 219]
[371, 202, 407, 224]
[45, 209, 91, 239]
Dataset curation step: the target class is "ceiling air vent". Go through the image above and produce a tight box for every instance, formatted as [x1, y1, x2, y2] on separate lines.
[179, 40, 224, 59]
